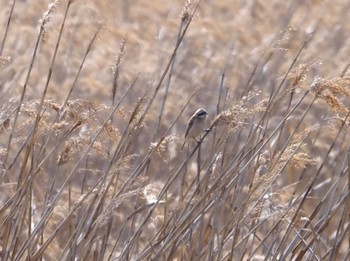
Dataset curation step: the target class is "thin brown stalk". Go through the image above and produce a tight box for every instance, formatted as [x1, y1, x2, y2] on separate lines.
[0, 0, 16, 56]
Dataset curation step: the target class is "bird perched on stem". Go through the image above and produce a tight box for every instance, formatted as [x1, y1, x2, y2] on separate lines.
[181, 108, 208, 150]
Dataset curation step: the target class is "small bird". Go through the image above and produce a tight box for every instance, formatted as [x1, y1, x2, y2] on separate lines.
[181, 108, 208, 150]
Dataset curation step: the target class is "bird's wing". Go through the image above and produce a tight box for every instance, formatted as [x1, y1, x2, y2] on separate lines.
[184, 115, 195, 138]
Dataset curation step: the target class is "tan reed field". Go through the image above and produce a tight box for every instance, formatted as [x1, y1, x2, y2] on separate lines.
[0, 0, 350, 260]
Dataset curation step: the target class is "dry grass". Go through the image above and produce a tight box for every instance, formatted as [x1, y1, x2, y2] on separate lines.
[1, 0, 350, 260]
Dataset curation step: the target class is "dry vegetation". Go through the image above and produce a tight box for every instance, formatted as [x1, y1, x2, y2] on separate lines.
[1, 0, 350, 260]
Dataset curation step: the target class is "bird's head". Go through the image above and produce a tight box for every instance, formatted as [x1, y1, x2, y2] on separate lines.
[195, 108, 208, 119]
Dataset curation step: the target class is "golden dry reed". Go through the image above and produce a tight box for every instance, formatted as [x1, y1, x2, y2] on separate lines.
[0, 0, 350, 260]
